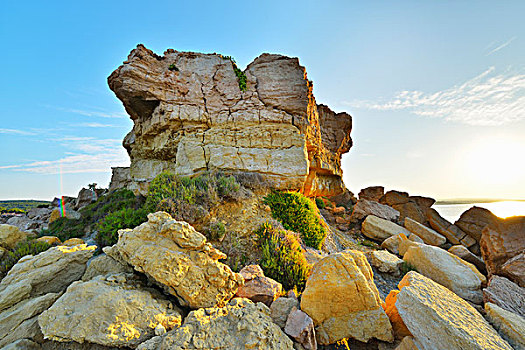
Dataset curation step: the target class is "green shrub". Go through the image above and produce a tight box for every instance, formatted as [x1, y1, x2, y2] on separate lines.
[256, 222, 311, 291]
[263, 191, 327, 249]
[41, 217, 84, 241]
[221, 55, 247, 92]
[204, 221, 226, 241]
[95, 207, 149, 247]
[146, 171, 241, 222]
[1, 240, 51, 278]
[315, 197, 326, 209]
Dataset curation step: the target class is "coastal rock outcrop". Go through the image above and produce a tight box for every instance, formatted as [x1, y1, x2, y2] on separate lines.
[483, 275, 525, 319]
[160, 298, 293, 349]
[480, 216, 525, 286]
[394, 271, 512, 350]
[361, 215, 411, 242]
[455, 206, 499, 243]
[108, 211, 243, 309]
[39, 275, 182, 348]
[300, 250, 393, 344]
[107, 45, 352, 196]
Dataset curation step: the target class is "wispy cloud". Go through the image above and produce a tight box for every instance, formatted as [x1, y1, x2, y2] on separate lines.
[69, 122, 121, 128]
[43, 105, 127, 119]
[485, 37, 517, 56]
[0, 137, 129, 174]
[345, 67, 525, 126]
[0, 128, 36, 136]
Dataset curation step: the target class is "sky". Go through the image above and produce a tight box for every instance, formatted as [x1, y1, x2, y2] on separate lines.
[1, 0, 524, 200]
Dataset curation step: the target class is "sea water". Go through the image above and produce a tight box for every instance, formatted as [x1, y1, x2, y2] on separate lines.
[433, 201, 525, 223]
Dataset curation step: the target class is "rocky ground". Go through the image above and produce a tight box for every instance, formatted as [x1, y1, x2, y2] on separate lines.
[0, 45, 524, 350]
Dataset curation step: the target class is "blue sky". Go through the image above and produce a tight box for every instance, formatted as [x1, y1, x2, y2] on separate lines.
[1, 0, 524, 200]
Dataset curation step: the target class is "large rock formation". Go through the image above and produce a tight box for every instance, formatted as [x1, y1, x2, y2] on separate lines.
[107, 211, 243, 309]
[108, 45, 352, 196]
[300, 250, 393, 344]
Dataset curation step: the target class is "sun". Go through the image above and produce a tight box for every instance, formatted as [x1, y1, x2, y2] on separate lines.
[463, 137, 525, 186]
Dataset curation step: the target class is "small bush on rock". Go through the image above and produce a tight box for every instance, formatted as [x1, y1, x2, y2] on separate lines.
[95, 207, 149, 247]
[41, 217, 84, 241]
[0, 239, 51, 278]
[263, 191, 327, 249]
[315, 197, 326, 209]
[255, 222, 311, 291]
[146, 171, 242, 224]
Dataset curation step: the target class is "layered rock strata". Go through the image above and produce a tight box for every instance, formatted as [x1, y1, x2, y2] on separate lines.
[108, 45, 352, 196]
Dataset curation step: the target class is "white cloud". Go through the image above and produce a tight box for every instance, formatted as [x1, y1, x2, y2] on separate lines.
[0, 128, 36, 136]
[345, 67, 525, 126]
[71, 122, 121, 128]
[485, 37, 517, 56]
[43, 105, 127, 119]
[1, 137, 129, 175]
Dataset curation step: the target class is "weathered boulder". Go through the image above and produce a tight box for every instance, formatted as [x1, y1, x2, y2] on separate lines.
[160, 298, 293, 349]
[109, 211, 243, 308]
[270, 296, 299, 329]
[403, 244, 486, 303]
[427, 208, 467, 245]
[455, 206, 499, 243]
[500, 252, 525, 287]
[395, 271, 512, 350]
[39, 275, 182, 348]
[285, 308, 317, 350]
[379, 191, 434, 225]
[74, 188, 96, 210]
[483, 275, 525, 319]
[27, 207, 52, 221]
[109, 167, 132, 192]
[448, 245, 487, 274]
[0, 292, 60, 348]
[350, 200, 399, 222]
[62, 238, 84, 247]
[481, 216, 525, 286]
[0, 224, 31, 250]
[394, 336, 419, 350]
[49, 206, 81, 224]
[82, 253, 133, 281]
[485, 302, 525, 350]
[358, 186, 384, 202]
[368, 250, 403, 276]
[0, 244, 95, 312]
[36, 236, 61, 245]
[5, 216, 38, 233]
[381, 233, 408, 256]
[300, 250, 393, 344]
[404, 217, 445, 246]
[362, 215, 411, 242]
[235, 265, 282, 306]
[108, 45, 352, 197]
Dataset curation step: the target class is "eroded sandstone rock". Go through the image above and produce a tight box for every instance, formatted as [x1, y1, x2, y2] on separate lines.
[404, 217, 445, 246]
[109, 211, 243, 308]
[362, 215, 411, 242]
[285, 308, 317, 350]
[350, 200, 399, 223]
[403, 244, 486, 303]
[107, 45, 352, 197]
[270, 296, 299, 329]
[485, 302, 525, 350]
[395, 272, 512, 350]
[481, 216, 525, 286]
[483, 275, 525, 319]
[235, 265, 282, 306]
[0, 224, 31, 250]
[39, 274, 182, 348]
[0, 244, 95, 312]
[160, 298, 293, 349]
[300, 250, 393, 344]
[358, 186, 384, 202]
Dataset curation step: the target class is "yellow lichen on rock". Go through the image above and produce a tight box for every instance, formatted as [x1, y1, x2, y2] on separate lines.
[300, 250, 393, 344]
